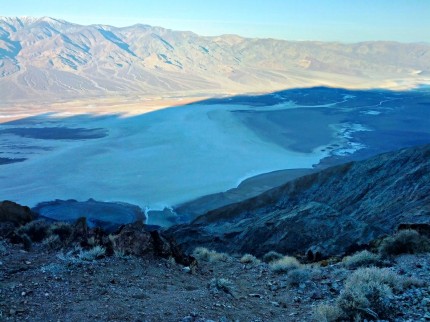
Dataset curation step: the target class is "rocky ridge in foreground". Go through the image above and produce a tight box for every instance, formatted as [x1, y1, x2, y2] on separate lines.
[1, 211, 430, 321]
[167, 143, 430, 258]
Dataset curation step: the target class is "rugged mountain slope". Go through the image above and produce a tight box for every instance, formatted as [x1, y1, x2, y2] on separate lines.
[167, 144, 430, 257]
[1, 16, 430, 101]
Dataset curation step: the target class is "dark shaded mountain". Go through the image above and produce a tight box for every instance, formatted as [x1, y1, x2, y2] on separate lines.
[167, 144, 430, 257]
[1, 16, 430, 101]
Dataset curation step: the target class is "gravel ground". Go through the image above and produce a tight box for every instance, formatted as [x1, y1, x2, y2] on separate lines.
[1, 241, 429, 322]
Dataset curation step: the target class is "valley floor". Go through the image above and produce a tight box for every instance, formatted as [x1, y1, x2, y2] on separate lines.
[1, 241, 430, 322]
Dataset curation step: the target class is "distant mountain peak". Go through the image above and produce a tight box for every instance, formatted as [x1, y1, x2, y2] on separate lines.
[0, 16, 429, 101]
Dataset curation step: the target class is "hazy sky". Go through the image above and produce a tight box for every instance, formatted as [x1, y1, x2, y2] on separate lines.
[2, 0, 429, 42]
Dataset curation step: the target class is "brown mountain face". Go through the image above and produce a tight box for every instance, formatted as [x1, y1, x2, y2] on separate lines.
[1, 16, 430, 101]
[166, 144, 430, 258]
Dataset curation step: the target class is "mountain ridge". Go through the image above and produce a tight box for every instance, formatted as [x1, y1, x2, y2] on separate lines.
[1, 16, 430, 102]
[167, 143, 430, 257]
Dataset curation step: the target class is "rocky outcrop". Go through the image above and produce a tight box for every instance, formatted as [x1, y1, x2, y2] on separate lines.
[112, 222, 195, 266]
[0, 200, 34, 226]
[0, 201, 35, 239]
[167, 144, 430, 258]
[0, 201, 194, 265]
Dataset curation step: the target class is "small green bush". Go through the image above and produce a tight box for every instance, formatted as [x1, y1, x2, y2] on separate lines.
[342, 250, 381, 269]
[262, 250, 284, 263]
[379, 229, 430, 257]
[240, 254, 261, 265]
[270, 256, 301, 273]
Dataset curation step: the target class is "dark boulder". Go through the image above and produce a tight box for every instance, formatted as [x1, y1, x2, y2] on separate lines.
[112, 222, 195, 265]
[113, 222, 154, 256]
[0, 201, 34, 226]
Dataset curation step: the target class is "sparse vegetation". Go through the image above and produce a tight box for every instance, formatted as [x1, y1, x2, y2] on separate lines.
[78, 246, 106, 261]
[286, 267, 312, 287]
[87, 236, 96, 246]
[315, 267, 405, 321]
[57, 248, 81, 264]
[2, 218, 430, 322]
[208, 278, 236, 297]
[48, 222, 73, 242]
[22, 234, 32, 251]
[40, 263, 67, 275]
[42, 235, 62, 250]
[0, 240, 7, 255]
[114, 249, 130, 259]
[342, 250, 381, 269]
[337, 274, 395, 320]
[314, 303, 343, 322]
[17, 220, 50, 242]
[240, 254, 260, 265]
[192, 247, 231, 262]
[379, 229, 430, 257]
[346, 267, 403, 292]
[270, 256, 301, 273]
[192, 247, 211, 260]
[262, 250, 284, 263]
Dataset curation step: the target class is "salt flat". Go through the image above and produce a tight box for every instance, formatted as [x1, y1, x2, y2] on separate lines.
[1, 87, 429, 218]
[0, 98, 329, 210]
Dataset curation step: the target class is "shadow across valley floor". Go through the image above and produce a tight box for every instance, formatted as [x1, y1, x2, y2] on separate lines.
[0, 86, 429, 225]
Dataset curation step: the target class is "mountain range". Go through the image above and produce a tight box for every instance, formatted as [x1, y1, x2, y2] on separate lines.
[1, 16, 430, 101]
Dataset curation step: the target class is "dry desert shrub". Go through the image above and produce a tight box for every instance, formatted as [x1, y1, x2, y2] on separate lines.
[192, 247, 231, 262]
[78, 245, 106, 261]
[240, 254, 261, 265]
[262, 250, 284, 263]
[313, 303, 343, 322]
[314, 267, 405, 321]
[21, 234, 32, 251]
[0, 240, 7, 255]
[342, 250, 381, 269]
[17, 220, 50, 242]
[337, 277, 394, 320]
[42, 235, 62, 250]
[346, 267, 403, 291]
[379, 229, 430, 257]
[48, 222, 73, 242]
[208, 278, 236, 297]
[270, 255, 301, 273]
[286, 267, 312, 287]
